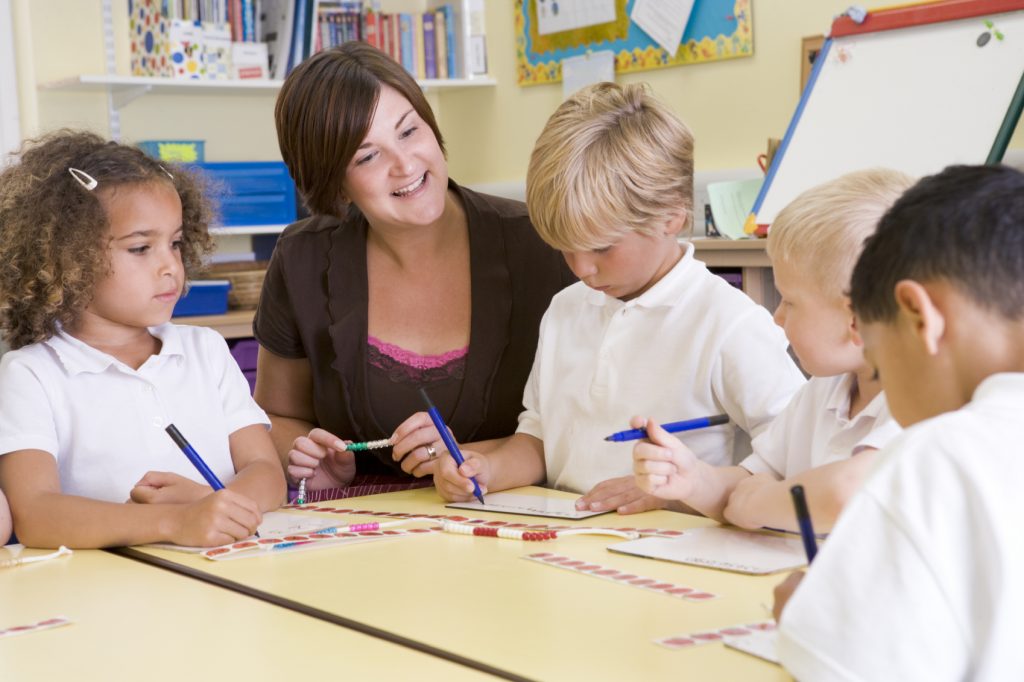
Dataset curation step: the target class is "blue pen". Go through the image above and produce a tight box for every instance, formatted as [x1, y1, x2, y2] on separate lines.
[604, 414, 730, 442]
[165, 424, 224, 490]
[789, 484, 818, 563]
[419, 388, 485, 505]
[165, 423, 260, 538]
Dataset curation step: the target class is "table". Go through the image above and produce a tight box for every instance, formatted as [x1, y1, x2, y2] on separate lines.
[130, 487, 792, 681]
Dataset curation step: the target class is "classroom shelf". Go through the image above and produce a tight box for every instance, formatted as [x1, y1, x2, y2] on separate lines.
[171, 308, 255, 340]
[39, 74, 497, 103]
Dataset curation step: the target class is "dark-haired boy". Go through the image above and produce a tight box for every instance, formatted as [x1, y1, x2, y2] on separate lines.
[774, 164, 1024, 680]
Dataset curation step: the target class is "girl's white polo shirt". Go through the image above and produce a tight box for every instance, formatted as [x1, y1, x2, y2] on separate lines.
[0, 324, 268, 503]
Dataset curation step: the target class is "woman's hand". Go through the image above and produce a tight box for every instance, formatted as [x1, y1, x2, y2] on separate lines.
[130, 471, 209, 505]
[433, 450, 491, 502]
[390, 411, 446, 478]
[287, 428, 357, 490]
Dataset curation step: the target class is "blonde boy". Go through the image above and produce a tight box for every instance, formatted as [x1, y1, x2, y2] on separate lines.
[433, 82, 805, 512]
[775, 164, 1024, 679]
[633, 169, 913, 531]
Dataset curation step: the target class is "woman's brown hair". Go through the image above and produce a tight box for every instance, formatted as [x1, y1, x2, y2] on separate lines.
[275, 42, 445, 217]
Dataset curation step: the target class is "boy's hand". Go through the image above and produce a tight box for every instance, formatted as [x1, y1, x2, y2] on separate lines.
[772, 570, 805, 622]
[130, 471, 208, 505]
[170, 489, 263, 547]
[722, 472, 777, 529]
[287, 428, 356, 490]
[433, 450, 490, 502]
[632, 416, 701, 500]
[576, 476, 668, 514]
[391, 411, 446, 478]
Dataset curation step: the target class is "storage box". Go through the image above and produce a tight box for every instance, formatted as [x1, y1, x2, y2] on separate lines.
[192, 162, 298, 227]
[172, 280, 231, 317]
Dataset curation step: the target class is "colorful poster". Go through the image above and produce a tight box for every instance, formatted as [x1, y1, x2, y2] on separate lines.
[516, 0, 753, 86]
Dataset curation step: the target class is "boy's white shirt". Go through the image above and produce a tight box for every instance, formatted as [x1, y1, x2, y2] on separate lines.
[517, 242, 806, 494]
[0, 323, 269, 503]
[740, 373, 901, 479]
[778, 372, 1024, 682]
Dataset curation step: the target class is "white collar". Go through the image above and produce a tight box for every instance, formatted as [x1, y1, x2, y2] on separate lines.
[45, 323, 185, 376]
[585, 241, 697, 309]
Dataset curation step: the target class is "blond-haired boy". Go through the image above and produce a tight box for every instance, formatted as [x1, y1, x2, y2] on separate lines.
[775, 164, 1024, 679]
[433, 82, 805, 511]
[633, 168, 913, 531]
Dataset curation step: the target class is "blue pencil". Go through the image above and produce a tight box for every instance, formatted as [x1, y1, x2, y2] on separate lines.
[603, 414, 730, 442]
[789, 484, 818, 563]
[419, 388, 485, 505]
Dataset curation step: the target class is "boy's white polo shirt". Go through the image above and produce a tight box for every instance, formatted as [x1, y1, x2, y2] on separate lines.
[777, 373, 1024, 680]
[0, 323, 268, 503]
[517, 242, 806, 494]
[739, 373, 901, 478]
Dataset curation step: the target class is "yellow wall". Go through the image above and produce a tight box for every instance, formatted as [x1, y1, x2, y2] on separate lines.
[12, 1, 1023, 185]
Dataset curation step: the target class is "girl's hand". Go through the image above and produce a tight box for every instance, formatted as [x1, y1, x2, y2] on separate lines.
[433, 450, 490, 502]
[773, 571, 806, 622]
[390, 411, 446, 478]
[130, 471, 208, 505]
[169, 489, 262, 547]
[287, 428, 356, 490]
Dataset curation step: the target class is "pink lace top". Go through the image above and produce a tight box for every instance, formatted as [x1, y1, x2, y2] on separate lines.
[367, 335, 468, 384]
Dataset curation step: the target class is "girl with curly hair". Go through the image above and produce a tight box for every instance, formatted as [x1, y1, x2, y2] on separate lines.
[0, 130, 285, 548]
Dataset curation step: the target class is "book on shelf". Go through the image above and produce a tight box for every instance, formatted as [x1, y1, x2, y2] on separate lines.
[422, 11, 437, 79]
[434, 9, 447, 79]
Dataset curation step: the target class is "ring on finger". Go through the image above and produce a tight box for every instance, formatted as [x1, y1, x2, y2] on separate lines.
[425, 444, 438, 460]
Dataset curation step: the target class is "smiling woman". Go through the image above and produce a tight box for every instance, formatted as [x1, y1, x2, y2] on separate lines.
[255, 43, 575, 502]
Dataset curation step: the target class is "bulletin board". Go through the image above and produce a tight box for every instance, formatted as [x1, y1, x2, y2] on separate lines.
[749, 0, 1024, 232]
[515, 0, 753, 86]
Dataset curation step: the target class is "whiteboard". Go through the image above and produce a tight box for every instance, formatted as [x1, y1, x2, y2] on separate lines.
[753, 7, 1024, 228]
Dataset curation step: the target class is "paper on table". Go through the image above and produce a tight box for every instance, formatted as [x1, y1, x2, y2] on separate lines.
[146, 510, 340, 553]
[446, 492, 610, 519]
[608, 526, 807, 575]
[724, 629, 781, 664]
[707, 178, 764, 240]
[630, 0, 695, 56]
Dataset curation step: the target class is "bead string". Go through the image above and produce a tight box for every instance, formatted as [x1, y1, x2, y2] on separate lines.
[296, 478, 306, 506]
[441, 521, 638, 542]
[344, 438, 393, 452]
[0, 545, 73, 569]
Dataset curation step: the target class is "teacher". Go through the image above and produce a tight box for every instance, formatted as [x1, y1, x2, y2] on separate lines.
[253, 42, 574, 501]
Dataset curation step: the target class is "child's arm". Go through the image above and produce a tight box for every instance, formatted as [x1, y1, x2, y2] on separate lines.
[432, 433, 546, 502]
[0, 487, 11, 545]
[0, 449, 261, 549]
[723, 450, 878, 532]
[632, 418, 751, 520]
[223, 423, 288, 511]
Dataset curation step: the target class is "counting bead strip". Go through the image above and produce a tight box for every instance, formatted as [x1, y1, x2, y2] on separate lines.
[442, 521, 639, 542]
[283, 505, 687, 539]
[344, 438, 393, 452]
[655, 621, 776, 650]
[0, 616, 73, 639]
[202, 525, 440, 560]
[296, 478, 306, 506]
[523, 552, 717, 602]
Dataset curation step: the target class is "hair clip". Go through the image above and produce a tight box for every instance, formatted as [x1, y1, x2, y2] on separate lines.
[68, 167, 98, 191]
[159, 165, 174, 181]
